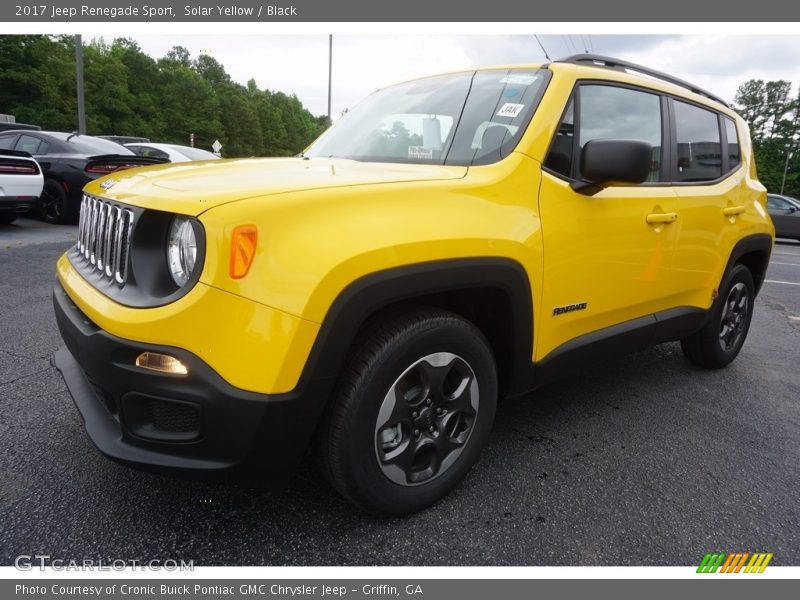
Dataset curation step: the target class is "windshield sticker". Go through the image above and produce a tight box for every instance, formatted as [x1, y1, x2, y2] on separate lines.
[504, 88, 520, 98]
[496, 103, 525, 118]
[408, 146, 434, 160]
[499, 74, 538, 85]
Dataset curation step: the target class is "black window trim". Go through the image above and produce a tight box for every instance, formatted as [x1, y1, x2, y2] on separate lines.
[542, 78, 744, 189]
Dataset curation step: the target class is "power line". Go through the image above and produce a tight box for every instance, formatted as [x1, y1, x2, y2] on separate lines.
[561, 35, 574, 55]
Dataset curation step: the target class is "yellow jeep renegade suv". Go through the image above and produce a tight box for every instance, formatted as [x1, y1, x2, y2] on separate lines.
[54, 55, 773, 514]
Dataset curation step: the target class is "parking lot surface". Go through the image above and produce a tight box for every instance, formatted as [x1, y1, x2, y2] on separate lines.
[1, 219, 798, 566]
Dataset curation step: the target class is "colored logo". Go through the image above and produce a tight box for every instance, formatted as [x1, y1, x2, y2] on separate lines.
[697, 552, 773, 573]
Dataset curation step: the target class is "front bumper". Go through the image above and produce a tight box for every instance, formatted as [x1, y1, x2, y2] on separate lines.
[53, 283, 328, 476]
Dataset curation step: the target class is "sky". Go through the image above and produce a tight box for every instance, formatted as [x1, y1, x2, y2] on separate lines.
[133, 35, 800, 118]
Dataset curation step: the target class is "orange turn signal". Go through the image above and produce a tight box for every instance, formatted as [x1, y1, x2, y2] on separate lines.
[229, 225, 258, 279]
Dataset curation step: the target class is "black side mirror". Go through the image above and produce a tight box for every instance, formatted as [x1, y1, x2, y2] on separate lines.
[571, 139, 653, 194]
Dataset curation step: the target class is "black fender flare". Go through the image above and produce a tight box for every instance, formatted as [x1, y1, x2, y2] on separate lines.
[720, 233, 773, 296]
[300, 257, 534, 396]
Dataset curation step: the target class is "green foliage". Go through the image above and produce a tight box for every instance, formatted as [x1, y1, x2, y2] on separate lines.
[734, 78, 800, 197]
[0, 35, 330, 158]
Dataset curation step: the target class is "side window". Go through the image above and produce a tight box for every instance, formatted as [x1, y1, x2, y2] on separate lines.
[0, 135, 17, 150]
[767, 196, 793, 211]
[673, 101, 721, 182]
[723, 117, 741, 171]
[545, 85, 662, 182]
[15, 135, 46, 155]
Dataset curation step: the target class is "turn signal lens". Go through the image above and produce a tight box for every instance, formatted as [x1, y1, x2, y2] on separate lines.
[135, 352, 188, 375]
[229, 225, 258, 279]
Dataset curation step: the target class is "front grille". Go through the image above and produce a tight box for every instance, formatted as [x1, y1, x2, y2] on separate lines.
[76, 195, 134, 285]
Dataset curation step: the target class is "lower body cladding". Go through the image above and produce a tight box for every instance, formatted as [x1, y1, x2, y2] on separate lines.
[52, 283, 329, 478]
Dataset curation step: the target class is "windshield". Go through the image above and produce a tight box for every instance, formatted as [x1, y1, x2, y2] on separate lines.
[49, 133, 134, 155]
[307, 68, 549, 166]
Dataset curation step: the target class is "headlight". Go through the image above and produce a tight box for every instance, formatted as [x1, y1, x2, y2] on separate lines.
[167, 216, 197, 287]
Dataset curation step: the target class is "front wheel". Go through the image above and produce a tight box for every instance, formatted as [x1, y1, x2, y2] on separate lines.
[317, 308, 498, 515]
[680, 264, 755, 369]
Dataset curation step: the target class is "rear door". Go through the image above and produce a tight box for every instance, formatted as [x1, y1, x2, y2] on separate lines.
[667, 102, 755, 309]
[537, 83, 679, 359]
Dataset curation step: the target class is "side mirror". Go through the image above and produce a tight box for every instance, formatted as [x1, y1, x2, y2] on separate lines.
[571, 139, 653, 194]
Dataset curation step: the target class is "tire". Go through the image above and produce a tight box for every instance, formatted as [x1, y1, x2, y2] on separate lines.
[317, 307, 498, 515]
[0, 212, 17, 225]
[37, 179, 74, 224]
[680, 263, 755, 369]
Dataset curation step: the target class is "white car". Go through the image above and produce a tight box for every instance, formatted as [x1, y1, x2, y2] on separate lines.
[0, 150, 44, 225]
[125, 142, 221, 163]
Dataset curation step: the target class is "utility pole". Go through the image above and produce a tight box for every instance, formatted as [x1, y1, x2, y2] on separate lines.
[75, 35, 86, 134]
[327, 34, 332, 122]
[780, 144, 792, 195]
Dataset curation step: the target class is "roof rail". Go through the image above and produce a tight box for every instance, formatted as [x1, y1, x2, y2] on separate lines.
[557, 54, 730, 108]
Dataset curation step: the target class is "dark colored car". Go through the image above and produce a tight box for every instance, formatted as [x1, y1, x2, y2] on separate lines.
[767, 193, 800, 241]
[0, 131, 165, 224]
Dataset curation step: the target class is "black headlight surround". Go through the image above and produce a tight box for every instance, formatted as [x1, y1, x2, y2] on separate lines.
[69, 207, 206, 308]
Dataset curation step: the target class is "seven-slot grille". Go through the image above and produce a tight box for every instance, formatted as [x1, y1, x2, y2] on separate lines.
[77, 195, 134, 285]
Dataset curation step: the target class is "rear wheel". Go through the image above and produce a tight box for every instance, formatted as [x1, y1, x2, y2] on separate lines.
[37, 179, 74, 224]
[680, 264, 755, 369]
[0, 212, 17, 225]
[318, 308, 497, 514]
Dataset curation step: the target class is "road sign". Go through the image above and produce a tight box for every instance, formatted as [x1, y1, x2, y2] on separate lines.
[212, 139, 222, 154]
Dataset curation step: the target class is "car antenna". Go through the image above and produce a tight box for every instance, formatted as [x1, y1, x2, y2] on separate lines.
[66, 131, 80, 142]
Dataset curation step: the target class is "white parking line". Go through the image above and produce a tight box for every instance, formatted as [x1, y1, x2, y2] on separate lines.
[764, 280, 800, 286]
[770, 262, 800, 267]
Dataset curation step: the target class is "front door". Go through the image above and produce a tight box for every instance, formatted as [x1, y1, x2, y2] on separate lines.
[537, 83, 679, 360]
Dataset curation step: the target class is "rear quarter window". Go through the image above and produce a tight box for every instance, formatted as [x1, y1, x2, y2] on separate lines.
[674, 101, 722, 182]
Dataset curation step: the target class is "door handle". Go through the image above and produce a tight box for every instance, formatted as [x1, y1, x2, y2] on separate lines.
[723, 205, 746, 217]
[646, 212, 678, 225]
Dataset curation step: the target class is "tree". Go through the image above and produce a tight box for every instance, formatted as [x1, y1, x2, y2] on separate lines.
[0, 35, 325, 157]
[734, 78, 800, 197]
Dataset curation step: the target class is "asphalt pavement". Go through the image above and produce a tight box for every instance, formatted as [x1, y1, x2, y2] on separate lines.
[0, 217, 798, 566]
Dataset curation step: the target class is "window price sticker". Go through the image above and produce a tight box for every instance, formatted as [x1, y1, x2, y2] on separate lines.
[499, 74, 538, 85]
[408, 146, 434, 159]
[496, 103, 525, 118]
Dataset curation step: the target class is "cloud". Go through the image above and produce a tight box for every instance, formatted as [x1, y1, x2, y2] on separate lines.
[133, 34, 800, 116]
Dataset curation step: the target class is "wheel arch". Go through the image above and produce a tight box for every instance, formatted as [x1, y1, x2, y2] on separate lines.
[297, 258, 535, 409]
[722, 233, 773, 296]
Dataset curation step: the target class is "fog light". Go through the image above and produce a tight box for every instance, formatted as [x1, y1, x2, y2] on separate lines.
[135, 352, 188, 375]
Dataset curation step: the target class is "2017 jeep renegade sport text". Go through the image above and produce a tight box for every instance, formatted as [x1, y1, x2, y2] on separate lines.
[54, 56, 774, 514]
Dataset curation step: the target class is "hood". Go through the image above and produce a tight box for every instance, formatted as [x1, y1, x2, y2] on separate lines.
[83, 157, 468, 216]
